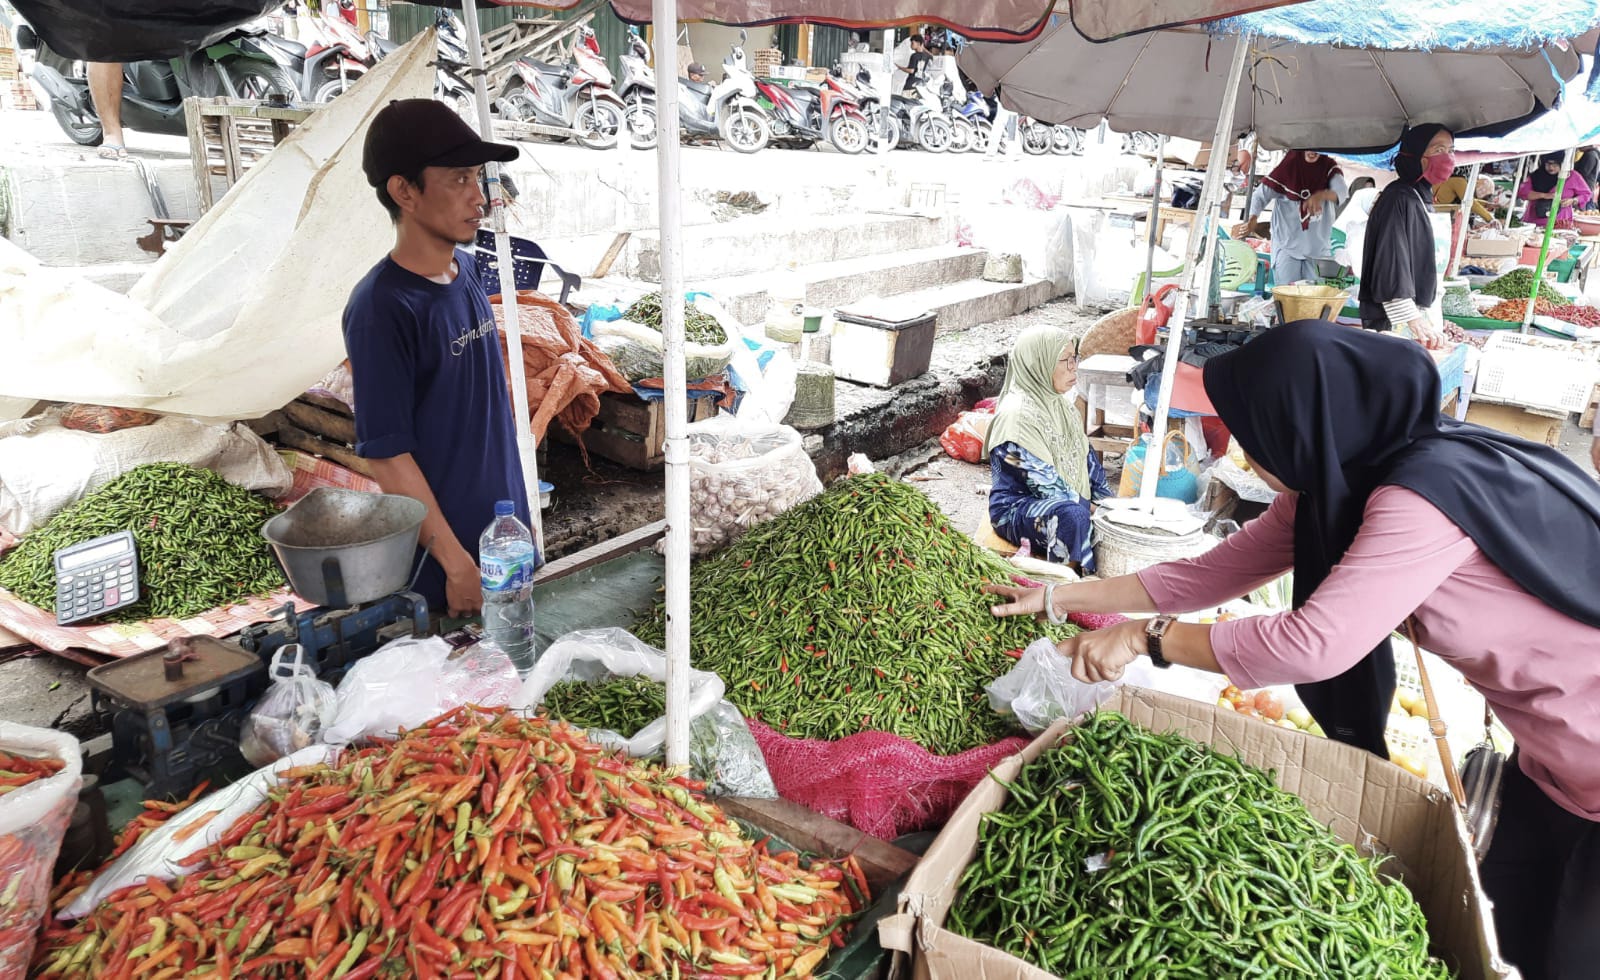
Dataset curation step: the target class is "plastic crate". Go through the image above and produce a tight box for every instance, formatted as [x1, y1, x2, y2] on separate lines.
[1435, 342, 1470, 403]
[1473, 332, 1600, 412]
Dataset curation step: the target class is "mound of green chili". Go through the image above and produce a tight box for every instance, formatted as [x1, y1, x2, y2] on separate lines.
[0, 463, 285, 622]
[623, 293, 728, 346]
[541, 676, 667, 736]
[948, 712, 1452, 978]
[635, 473, 1074, 754]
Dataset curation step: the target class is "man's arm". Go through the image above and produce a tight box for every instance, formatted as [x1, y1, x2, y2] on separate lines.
[366, 454, 482, 618]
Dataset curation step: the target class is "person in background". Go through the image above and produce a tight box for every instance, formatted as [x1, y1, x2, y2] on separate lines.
[343, 99, 529, 620]
[1520, 152, 1593, 227]
[1236, 150, 1347, 285]
[1358, 123, 1451, 348]
[685, 62, 708, 85]
[1574, 145, 1599, 192]
[86, 64, 127, 160]
[984, 327, 1110, 573]
[1433, 166, 1497, 225]
[848, 31, 872, 53]
[987, 323, 1600, 980]
[281, 0, 301, 41]
[900, 35, 931, 92]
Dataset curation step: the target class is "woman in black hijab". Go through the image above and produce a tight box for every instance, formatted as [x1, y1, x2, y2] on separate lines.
[988, 322, 1600, 978]
[1519, 151, 1594, 226]
[1357, 123, 1456, 349]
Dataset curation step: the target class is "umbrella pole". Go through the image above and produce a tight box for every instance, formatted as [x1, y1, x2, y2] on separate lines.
[1141, 135, 1166, 303]
[654, 0, 691, 768]
[1504, 156, 1527, 228]
[461, 1, 544, 549]
[1522, 148, 1574, 334]
[1239, 134, 1257, 220]
[1448, 162, 1481, 278]
[1137, 32, 1250, 505]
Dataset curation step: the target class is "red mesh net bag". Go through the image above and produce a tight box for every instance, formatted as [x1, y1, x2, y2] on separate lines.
[746, 720, 1029, 840]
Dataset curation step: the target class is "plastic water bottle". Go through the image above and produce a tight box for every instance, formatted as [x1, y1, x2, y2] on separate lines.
[480, 500, 538, 673]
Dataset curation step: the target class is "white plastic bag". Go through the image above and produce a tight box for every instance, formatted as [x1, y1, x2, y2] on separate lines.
[240, 645, 337, 768]
[322, 636, 521, 746]
[987, 638, 1120, 733]
[518, 628, 775, 797]
[59, 744, 337, 921]
[0, 723, 82, 970]
[686, 416, 822, 555]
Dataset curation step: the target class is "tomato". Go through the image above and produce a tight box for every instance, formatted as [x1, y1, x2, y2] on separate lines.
[1235, 706, 1261, 720]
[1220, 685, 1247, 709]
[1252, 691, 1284, 722]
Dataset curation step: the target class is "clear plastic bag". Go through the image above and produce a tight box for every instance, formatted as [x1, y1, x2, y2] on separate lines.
[0, 723, 81, 971]
[590, 318, 734, 382]
[686, 415, 823, 555]
[239, 645, 336, 768]
[518, 628, 776, 797]
[321, 636, 522, 746]
[986, 637, 1119, 733]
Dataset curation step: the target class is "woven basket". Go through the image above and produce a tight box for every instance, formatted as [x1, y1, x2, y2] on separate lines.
[1078, 307, 1140, 361]
[1091, 511, 1215, 579]
[784, 363, 836, 430]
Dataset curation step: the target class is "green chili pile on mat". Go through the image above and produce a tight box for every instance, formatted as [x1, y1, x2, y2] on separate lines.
[635, 473, 1075, 754]
[1478, 267, 1569, 305]
[541, 676, 667, 736]
[623, 293, 728, 346]
[0, 463, 285, 622]
[947, 712, 1453, 978]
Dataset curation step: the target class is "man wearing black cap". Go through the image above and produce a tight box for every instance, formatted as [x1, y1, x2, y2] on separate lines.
[342, 98, 531, 620]
[686, 63, 708, 85]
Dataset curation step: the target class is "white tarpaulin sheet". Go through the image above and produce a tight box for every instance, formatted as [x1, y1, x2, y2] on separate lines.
[0, 31, 436, 422]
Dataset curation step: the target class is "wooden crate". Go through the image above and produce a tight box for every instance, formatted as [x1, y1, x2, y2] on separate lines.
[6, 79, 37, 111]
[184, 97, 314, 212]
[752, 48, 785, 76]
[565, 391, 721, 470]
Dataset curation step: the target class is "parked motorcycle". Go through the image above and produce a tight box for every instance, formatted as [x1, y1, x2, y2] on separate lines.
[616, 29, 770, 153]
[940, 82, 981, 153]
[431, 10, 484, 121]
[822, 65, 898, 152]
[300, 5, 374, 101]
[250, 19, 365, 104]
[1122, 130, 1160, 155]
[19, 21, 297, 146]
[753, 67, 869, 153]
[497, 26, 626, 150]
[891, 75, 954, 152]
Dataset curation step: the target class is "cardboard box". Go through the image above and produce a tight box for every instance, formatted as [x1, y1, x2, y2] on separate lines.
[880, 687, 1507, 980]
[1465, 402, 1563, 448]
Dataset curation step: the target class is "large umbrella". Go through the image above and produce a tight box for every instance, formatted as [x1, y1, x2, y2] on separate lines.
[962, 11, 1586, 153]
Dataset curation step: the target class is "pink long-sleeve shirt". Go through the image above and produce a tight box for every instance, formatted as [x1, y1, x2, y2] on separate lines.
[1138, 486, 1600, 821]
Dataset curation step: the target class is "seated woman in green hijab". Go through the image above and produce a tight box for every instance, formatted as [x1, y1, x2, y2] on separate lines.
[985, 326, 1111, 572]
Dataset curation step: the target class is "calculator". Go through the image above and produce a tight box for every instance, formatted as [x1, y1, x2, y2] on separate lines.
[54, 531, 141, 625]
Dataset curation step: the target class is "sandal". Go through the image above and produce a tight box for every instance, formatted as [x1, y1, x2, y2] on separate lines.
[96, 144, 129, 161]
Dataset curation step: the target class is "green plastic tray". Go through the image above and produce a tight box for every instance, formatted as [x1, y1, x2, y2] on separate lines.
[1445, 315, 1524, 331]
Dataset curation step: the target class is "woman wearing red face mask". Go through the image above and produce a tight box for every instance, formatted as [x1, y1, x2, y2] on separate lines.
[1358, 123, 1454, 350]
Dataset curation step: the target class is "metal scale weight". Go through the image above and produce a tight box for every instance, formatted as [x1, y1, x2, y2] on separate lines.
[83, 489, 432, 798]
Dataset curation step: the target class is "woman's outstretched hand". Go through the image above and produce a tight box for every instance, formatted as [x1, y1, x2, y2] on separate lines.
[985, 582, 1048, 621]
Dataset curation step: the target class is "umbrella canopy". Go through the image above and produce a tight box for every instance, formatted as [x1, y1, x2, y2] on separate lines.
[1066, 0, 1304, 43]
[963, 0, 1591, 152]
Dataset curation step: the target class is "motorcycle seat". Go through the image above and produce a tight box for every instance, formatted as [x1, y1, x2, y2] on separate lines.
[263, 34, 308, 59]
[522, 58, 566, 76]
[372, 36, 398, 57]
[682, 79, 714, 97]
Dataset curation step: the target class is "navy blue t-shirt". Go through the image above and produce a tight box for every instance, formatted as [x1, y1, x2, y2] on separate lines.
[341, 250, 530, 613]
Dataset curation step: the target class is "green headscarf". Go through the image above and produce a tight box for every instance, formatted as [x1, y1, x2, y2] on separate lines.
[983, 325, 1091, 500]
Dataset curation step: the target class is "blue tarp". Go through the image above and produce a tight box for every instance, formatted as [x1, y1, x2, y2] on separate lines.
[1216, 0, 1600, 52]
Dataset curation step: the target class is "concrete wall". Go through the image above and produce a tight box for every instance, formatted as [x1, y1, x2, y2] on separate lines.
[681, 24, 777, 74]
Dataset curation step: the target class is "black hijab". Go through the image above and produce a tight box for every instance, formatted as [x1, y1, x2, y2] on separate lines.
[1203, 322, 1600, 756]
[1531, 152, 1565, 193]
[1359, 124, 1450, 330]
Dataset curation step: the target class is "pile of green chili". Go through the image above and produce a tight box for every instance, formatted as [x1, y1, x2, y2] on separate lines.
[948, 712, 1452, 978]
[0, 463, 285, 622]
[540, 676, 667, 736]
[635, 473, 1074, 754]
[623, 293, 728, 346]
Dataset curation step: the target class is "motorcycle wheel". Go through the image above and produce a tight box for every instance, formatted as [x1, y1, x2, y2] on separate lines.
[574, 99, 623, 150]
[1021, 122, 1051, 156]
[50, 96, 104, 146]
[973, 118, 1000, 154]
[224, 58, 299, 102]
[866, 111, 900, 153]
[625, 95, 658, 150]
[948, 117, 977, 154]
[313, 77, 352, 103]
[718, 106, 771, 153]
[828, 115, 869, 155]
[1050, 125, 1080, 156]
[915, 115, 953, 153]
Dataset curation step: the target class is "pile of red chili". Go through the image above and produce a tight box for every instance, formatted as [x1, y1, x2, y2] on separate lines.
[0, 750, 63, 798]
[35, 707, 865, 978]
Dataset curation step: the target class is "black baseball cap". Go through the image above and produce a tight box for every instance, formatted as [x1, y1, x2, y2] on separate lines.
[362, 98, 519, 188]
[687, 62, 707, 75]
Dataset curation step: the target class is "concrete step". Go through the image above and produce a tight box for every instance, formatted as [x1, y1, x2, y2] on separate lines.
[626, 212, 953, 281]
[872, 276, 1060, 336]
[4, 155, 199, 268]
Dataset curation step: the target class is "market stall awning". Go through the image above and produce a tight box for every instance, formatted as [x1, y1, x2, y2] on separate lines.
[962, 0, 1596, 152]
[1065, 0, 1305, 43]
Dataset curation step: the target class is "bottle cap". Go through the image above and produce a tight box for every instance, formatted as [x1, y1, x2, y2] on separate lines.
[494, 500, 514, 517]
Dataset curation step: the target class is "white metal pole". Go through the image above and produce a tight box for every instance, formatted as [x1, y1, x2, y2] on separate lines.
[654, 0, 691, 768]
[879, 29, 894, 156]
[1504, 156, 1527, 228]
[1141, 135, 1166, 302]
[1136, 32, 1250, 504]
[460, 2, 544, 549]
[1448, 162, 1481, 278]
